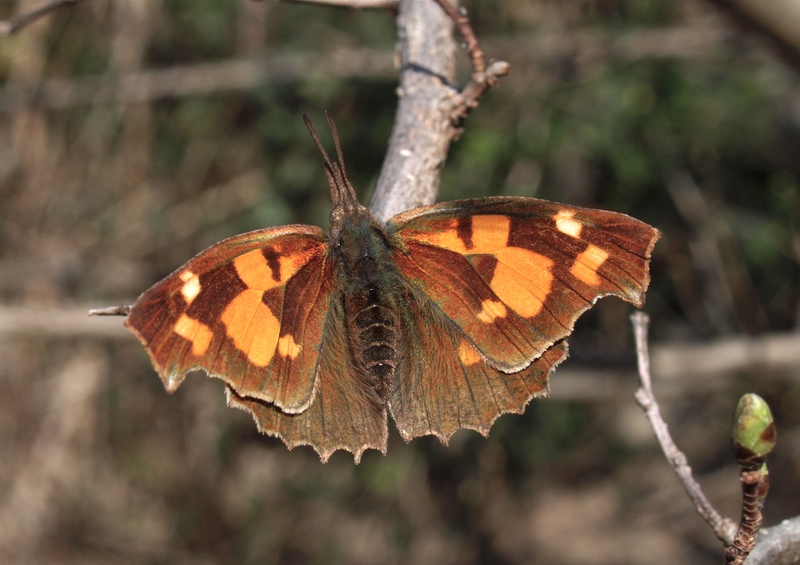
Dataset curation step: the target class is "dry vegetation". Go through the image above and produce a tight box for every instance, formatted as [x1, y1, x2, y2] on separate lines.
[0, 0, 799, 563]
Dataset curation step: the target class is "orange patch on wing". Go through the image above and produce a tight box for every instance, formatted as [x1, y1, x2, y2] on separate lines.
[477, 299, 507, 324]
[221, 290, 280, 366]
[232, 250, 274, 289]
[570, 244, 609, 286]
[470, 215, 511, 253]
[173, 313, 213, 356]
[406, 215, 556, 319]
[413, 215, 511, 254]
[233, 247, 317, 290]
[490, 247, 554, 318]
[179, 270, 201, 304]
[277, 334, 302, 359]
[457, 339, 482, 366]
[554, 209, 582, 238]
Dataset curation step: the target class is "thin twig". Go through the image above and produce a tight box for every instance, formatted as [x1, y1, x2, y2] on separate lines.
[432, 0, 484, 74]
[630, 311, 737, 544]
[727, 466, 769, 564]
[88, 305, 132, 316]
[0, 0, 79, 36]
[431, 0, 510, 125]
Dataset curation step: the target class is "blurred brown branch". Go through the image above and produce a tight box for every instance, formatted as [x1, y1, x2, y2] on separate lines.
[0, 49, 394, 112]
[4, 302, 800, 389]
[651, 332, 800, 382]
[0, 348, 106, 560]
[703, 0, 800, 70]
[283, 0, 397, 7]
[0, 0, 80, 36]
[0, 22, 730, 114]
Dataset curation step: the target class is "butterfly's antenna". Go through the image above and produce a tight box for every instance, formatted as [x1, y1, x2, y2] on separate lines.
[303, 113, 359, 210]
[324, 111, 350, 186]
[303, 114, 335, 175]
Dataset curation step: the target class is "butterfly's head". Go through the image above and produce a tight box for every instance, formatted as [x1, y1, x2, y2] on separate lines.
[326, 150, 374, 240]
[329, 197, 378, 248]
[302, 112, 374, 241]
[329, 210, 390, 284]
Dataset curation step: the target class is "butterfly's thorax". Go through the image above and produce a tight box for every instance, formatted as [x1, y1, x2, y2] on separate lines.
[331, 214, 399, 401]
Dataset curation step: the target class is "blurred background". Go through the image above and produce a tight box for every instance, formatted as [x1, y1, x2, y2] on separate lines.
[1, 0, 799, 563]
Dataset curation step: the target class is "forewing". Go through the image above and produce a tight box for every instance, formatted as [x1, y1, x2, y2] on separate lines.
[387, 196, 658, 372]
[390, 285, 568, 443]
[125, 225, 331, 413]
[226, 292, 388, 463]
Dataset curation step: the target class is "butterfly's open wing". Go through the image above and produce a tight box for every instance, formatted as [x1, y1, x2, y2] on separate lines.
[125, 226, 331, 413]
[390, 284, 568, 442]
[226, 290, 388, 463]
[387, 196, 659, 372]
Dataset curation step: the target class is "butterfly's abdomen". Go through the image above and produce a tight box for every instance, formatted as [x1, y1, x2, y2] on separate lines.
[352, 284, 398, 400]
[335, 219, 399, 402]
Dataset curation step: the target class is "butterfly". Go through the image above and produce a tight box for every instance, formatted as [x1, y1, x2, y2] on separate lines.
[125, 114, 659, 463]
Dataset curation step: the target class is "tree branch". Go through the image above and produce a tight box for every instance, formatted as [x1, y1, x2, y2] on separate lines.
[747, 516, 800, 564]
[369, 0, 508, 220]
[368, 0, 458, 220]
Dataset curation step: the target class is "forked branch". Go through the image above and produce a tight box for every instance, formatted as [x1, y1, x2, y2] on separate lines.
[631, 312, 737, 544]
[431, 0, 509, 126]
[631, 312, 785, 564]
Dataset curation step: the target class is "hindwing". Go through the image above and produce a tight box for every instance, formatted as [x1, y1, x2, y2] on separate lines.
[390, 284, 568, 443]
[226, 289, 388, 463]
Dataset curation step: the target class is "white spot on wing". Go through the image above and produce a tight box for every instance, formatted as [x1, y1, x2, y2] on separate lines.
[179, 270, 201, 304]
[555, 209, 582, 238]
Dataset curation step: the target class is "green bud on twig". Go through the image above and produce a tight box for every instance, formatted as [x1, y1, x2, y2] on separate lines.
[732, 394, 776, 466]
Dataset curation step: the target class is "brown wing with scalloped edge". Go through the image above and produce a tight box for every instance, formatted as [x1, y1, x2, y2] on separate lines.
[125, 225, 331, 414]
[226, 290, 389, 463]
[388, 196, 659, 374]
[389, 284, 568, 443]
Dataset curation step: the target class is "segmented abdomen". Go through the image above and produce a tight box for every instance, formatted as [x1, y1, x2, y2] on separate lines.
[353, 285, 397, 400]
